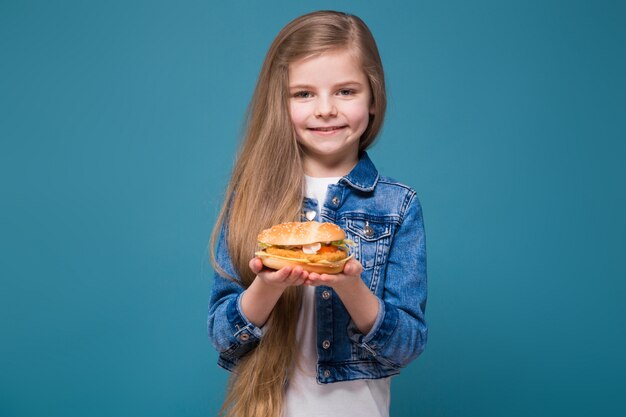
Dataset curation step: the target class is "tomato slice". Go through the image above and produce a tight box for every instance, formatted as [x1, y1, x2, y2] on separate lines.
[318, 245, 341, 254]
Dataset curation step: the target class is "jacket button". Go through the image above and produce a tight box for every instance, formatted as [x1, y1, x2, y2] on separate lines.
[332, 196, 340, 205]
[364, 222, 374, 237]
[322, 340, 331, 349]
[321, 290, 331, 300]
[323, 369, 331, 378]
[239, 333, 249, 341]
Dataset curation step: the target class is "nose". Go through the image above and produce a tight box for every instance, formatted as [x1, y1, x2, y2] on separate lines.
[314, 96, 337, 118]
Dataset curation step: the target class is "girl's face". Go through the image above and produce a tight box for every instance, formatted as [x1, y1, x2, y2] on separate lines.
[288, 48, 373, 176]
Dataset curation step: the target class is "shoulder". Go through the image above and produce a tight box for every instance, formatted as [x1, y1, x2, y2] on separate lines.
[373, 175, 422, 219]
[339, 153, 424, 223]
[339, 174, 422, 226]
[376, 175, 416, 195]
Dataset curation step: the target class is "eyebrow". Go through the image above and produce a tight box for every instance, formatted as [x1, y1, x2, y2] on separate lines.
[289, 80, 365, 90]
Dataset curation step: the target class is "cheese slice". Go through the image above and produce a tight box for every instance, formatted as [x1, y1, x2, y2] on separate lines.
[255, 251, 353, 266]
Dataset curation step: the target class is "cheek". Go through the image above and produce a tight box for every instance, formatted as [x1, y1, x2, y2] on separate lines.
[289, 103, 309, 127]
[343, 101, 372, 126]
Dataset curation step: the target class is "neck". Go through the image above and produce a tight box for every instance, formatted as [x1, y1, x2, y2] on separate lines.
[302, 152, 359, 177]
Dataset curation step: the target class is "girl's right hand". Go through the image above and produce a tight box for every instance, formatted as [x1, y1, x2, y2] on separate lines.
[241, 258, 308, 327]
[248, 257, 309, 289]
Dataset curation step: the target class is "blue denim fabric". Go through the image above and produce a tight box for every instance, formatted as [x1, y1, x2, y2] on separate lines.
[207, 152, 427, 383]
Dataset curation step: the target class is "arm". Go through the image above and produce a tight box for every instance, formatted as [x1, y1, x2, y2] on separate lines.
[309, 192, 428, 368]
[207, 226, 308, 367]
[207, 225, 263, 363]
[352, 192, 428, 367]
[241, 259, 309, 327]
[306, 260, 379, 334]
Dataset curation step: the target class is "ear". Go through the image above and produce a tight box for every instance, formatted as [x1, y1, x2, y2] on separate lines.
[369, 101, 375, 115]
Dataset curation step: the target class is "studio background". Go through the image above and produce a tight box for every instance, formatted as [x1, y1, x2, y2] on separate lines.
[1, 1, 624, 416]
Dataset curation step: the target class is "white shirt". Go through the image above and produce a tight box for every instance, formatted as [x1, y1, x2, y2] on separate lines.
[283, 175, 390, 417]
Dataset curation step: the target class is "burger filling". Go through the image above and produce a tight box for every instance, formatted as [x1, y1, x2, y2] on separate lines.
[258, 239, 353, 263]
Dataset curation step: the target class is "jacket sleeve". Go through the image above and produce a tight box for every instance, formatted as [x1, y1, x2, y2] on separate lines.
[207, 225, 264, 370]
[347, 191, 428, 368]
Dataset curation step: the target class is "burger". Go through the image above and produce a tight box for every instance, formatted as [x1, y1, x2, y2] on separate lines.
[255, 221, 354, 274]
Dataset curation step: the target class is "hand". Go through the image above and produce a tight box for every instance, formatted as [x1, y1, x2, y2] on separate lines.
[304, 258, 364, 291]
[249, 257, 309, 289]
[241, 258, 310, 327]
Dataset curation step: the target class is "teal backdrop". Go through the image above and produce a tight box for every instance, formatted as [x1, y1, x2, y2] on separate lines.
[1, 1, 625, 416]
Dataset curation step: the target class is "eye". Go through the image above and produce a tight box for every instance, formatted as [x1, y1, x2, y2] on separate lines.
[293, 90, 313, 99]
[338, 88, 355, 96]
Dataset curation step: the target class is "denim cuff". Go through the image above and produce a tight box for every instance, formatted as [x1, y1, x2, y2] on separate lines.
[361, 297, 385, 343]
[225, 292, 264, 345]
[348, 297, 399, 356]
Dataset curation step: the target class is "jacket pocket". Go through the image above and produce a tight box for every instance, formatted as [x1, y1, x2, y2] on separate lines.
[344, 217, 392, 270]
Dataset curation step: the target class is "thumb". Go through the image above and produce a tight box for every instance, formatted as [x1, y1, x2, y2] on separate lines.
[345, 260, 363, 276]
[249, 257, 263, 274]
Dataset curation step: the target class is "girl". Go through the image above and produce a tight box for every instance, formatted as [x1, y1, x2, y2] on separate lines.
[208, 10, 427, 417]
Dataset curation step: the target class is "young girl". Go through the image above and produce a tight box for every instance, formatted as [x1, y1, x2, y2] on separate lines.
[208, 10, 427, 417]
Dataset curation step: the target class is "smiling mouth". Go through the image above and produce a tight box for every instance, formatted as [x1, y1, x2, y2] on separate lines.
[308, 126, 347, 132]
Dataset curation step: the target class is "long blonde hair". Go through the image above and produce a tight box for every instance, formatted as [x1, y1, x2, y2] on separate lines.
[210, 10, 386, 417]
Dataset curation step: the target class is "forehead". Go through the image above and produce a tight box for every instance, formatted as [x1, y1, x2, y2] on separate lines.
[288, 48, 367, 84]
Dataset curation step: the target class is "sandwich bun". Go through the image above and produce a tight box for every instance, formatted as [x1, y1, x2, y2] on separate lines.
[257, 221, 346, 246]
[257, 254, 350, 274]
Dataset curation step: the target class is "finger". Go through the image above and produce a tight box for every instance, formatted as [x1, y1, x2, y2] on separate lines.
[262, 265, 292, 283]
[276, 266, 293, 280]
[249, 258, 264, 274]
[308, 272, 321, 281]
[344, 259, 363, 276]
[303, 273, 318, 285]
[287, 266, 305, 284]
[307, 273, 329, 285]
[304, 279, 321, 286]
[295, 268, 311, 285]
[292, 269, 309, 285]
[319, 273, 336, 283]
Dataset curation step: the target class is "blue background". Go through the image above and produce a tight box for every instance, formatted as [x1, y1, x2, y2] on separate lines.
[1, 1, 625, 416]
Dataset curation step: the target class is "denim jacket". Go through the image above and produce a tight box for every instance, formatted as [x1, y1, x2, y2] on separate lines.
[207, 152, 427, 383]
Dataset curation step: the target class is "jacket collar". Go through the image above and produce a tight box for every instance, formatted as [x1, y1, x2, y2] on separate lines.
[340, 152, 379, 192]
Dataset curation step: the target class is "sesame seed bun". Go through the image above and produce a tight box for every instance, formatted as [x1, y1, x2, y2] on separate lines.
[257, 221, 346, 246]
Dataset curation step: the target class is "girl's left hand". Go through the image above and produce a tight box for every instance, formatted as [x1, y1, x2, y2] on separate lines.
[305, 258, 363, 291]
